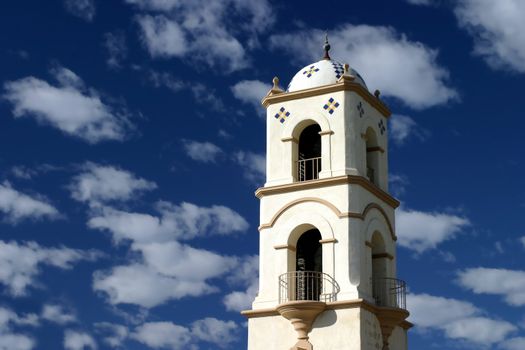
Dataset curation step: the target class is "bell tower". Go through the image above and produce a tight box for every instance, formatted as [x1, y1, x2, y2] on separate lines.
[242, 39, 411, 350]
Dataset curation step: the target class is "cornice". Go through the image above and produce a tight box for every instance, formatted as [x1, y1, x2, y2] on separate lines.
[242, 299, 412, 329]
[255, 175, 400, 209]
[261, 81, 391, 118]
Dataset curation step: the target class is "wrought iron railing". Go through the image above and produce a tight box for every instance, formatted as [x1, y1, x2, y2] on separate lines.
[279, 271, 340, 304]
[297, 157, 321, 182]
[372, 277, 407, 309]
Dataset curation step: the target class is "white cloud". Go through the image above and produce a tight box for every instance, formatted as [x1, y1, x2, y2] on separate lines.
[0, 182, 60, 223]
[41, 304, 76, 325]
[521, 236, 525, 249]
[93, 263, 210, 308]
[224, 255, 259, 312]
[0, 333, 35, 350]
[0, 308, 39, 331]
[389, 114, 425, 145]
[502, 337, 525, 350]
[231, 80, 269, 118]
[131, 322, 192, 349]
[408, 293, 517, 345]
[3, 66, 133, 143]
[0, 307, 37, 350]
[137, 241, 237, 281]
[388, 174, 409, 197]
[88, 201, 248, 244]
[147, 70, 185, 92]
[128, 0, 274, 72]
[104, 31, 127, 69]
[131, 318, 238, 349]
[405, 0, 435, 5]
[269, 25, 457, 109]
[10, 164, 59, 181]
[457, 267, 525, 306]
[10, 166, 38, 180]
[63, 0, 96, 21]
[69, 163, 156, 206]
[63, 330, 97, 350]
[182, 140, 223, 163]
[0, 240, 100, 296]
[90, 199, 248, 308]
[224, 283, 258, 312]
[94, 322, 129, 348]
[191, 318, 238, 348]
[396, 207, 470, 253]
[137, 15, 187, 58]
[234, 151, 265, 184]
[454, 0, 525, 73]
[93, 242, 237, 308]
[145, 70, 227, 111]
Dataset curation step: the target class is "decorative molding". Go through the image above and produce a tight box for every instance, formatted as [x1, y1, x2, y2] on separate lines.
[262, 80, 391, 118]
[319, 238, 338, 244]
[255, 175, 400, 209]
[281, 136, 298, 143]
[241, 299, 412, 331]
[366, 146, 385, 153]
[365, 241, 373, 248]
[258, 197, 396, 241]
[241, 308, 279, 318]
[258, 197, 345, 231]
[362, 203, 396, 241]
[372, 253, 394, 260]
[318, 130, 334, 136]
[274, 244, 296, 251]
[400, 320, 414, 330]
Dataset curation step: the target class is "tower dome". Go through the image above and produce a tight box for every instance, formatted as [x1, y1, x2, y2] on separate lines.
[286, 35, 367, 92]
[287, 59, 367, 92]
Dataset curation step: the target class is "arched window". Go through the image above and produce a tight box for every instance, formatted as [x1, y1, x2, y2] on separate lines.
[371, 231, 389, 305]
[295, 229, 322, 300]
[365, 128, 379, 185]
[297, 124, 321, 181]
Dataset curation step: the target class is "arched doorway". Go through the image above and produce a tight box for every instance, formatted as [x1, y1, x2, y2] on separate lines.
[371, 231, 389, 306]
[298, 124, 321, 181]
[295, 229, 322, 300]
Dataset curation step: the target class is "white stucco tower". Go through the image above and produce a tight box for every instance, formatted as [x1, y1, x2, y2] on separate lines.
[242, 39, 411, 350]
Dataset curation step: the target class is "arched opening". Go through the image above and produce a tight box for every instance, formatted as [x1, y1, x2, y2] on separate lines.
[295, 229, 322, 300]
[365, 128, 379, 185]
[296, 229, 322, 272]
[371, 231, 389, 306]
[298, 124, 321, 181]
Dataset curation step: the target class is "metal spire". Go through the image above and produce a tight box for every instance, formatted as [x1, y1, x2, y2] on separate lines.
[323, 33, 331, 60]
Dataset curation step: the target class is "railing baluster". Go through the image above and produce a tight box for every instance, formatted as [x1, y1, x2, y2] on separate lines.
[279, 271, 339, 303]
[296, 157, 322, 182]
[372, 277, 407, 309]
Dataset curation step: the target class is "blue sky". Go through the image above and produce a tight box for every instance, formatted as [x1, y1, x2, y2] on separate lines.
[0, 0, 524, 349]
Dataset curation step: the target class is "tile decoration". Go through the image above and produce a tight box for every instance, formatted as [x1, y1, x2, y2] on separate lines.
[332, 61, 345, 79]
[275, 107, 290, 124]
[357, 101, 365, 118]
[303, 65, 319, 78]
[378, 120, 386, 135]
[323, 97, 340, 115]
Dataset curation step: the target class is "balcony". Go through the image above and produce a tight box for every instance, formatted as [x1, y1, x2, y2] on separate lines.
[372, 277, 407, 309]
[277, 271, 339, 350]
[279, 271, 340, 303]
[297, 157, 321, 182]
[372, 278, 409, 350]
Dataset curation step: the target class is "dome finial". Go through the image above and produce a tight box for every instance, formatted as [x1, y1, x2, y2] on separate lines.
[323, 32, 331, 60]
